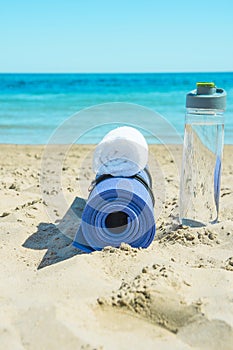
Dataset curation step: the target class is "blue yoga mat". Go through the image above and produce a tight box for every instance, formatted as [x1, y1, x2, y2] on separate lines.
[73, 169, 156, 252]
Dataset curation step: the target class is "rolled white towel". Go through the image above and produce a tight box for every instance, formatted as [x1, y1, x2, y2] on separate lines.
[93, 126, 148, 177]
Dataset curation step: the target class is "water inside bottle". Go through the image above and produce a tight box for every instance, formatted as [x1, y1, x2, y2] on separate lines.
[179, 121, 224, 227]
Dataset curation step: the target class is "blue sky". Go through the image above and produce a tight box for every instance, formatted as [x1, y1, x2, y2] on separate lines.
[1, 0, 233, 73]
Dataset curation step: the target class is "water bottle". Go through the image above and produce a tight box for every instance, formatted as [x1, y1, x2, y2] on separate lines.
[179, 82, 226, 227]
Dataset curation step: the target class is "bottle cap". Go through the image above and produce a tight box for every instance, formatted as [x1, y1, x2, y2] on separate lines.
[186, 82, 226, 110]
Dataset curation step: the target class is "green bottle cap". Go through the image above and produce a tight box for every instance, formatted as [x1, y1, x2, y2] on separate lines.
[196, 82, 215, 88]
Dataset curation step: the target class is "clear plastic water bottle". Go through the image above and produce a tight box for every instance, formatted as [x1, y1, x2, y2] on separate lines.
[179, 82, 226, 227]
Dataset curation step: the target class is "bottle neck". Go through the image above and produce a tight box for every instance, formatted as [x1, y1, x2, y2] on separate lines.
[185, 108, 224, 124]
[186, 108, 224, 116]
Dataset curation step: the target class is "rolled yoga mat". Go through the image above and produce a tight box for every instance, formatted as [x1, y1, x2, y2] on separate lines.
[73, 168, 156, 252]
[73, 126, 156, 252]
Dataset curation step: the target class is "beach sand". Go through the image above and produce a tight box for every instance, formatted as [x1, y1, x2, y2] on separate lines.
[0, 144, 233, 350]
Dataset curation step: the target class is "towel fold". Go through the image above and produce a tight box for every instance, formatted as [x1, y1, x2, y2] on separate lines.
[93, 126, 148, 177]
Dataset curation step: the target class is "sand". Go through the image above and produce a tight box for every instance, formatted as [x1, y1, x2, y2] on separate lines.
[0, 144, 233, 350]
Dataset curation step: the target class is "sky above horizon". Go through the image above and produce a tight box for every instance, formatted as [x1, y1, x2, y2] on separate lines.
[1, 0, 233, 73]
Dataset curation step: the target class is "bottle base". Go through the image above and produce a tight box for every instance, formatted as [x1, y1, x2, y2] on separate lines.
[180, 218, 219, 227]
[180, 218, 205, 228]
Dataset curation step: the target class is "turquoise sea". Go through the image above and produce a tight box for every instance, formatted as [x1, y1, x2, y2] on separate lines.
[0, 72, 232, 144]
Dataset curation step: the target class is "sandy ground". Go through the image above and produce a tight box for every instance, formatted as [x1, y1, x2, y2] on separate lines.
[0, 144, 233, 350]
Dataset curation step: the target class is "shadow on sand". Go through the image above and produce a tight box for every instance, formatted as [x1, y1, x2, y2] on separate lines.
[23, 197, 86, 269]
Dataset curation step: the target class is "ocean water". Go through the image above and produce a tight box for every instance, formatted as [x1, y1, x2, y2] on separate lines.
[0, 72, 232, 144]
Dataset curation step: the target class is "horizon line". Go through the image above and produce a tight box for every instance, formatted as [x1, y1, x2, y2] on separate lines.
[0, 70, 232, 75]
